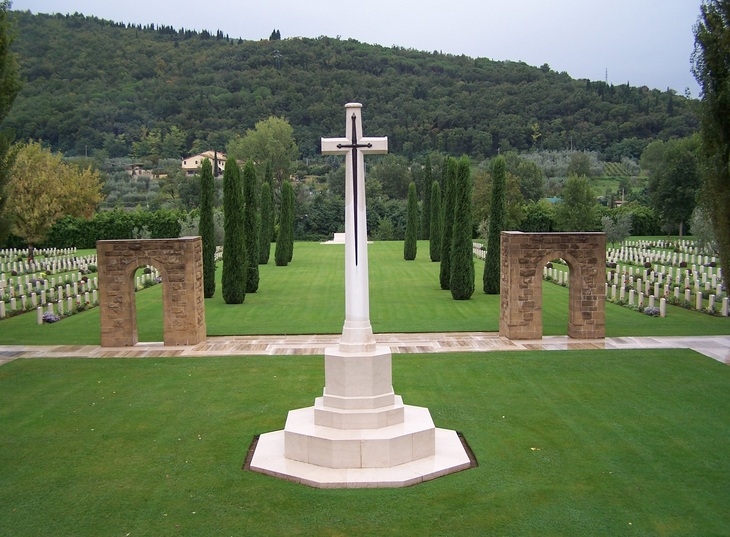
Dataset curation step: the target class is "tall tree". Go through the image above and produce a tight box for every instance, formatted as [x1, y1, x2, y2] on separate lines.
[7, 141, 103, 248]
[275, 180, 294, 266]
[227, 116, 297, 189]
[419, 156, 433, 239]
[647, 136, 701, 237]
[554, 174, 599, 231]
[242, 160, 260, 292]
[198, 158, 216, 298]
[693, 0, 730, 274]
[439, 158, 457, 289]
[403, 182, 418, 260]
[483, 155, 506, 294]
[0, 0, 22, 242]
[221, 157, 246, 304]
[429, 181, 442, 262]
[449, 156, 474, 300]
[258, 160, 275, 264]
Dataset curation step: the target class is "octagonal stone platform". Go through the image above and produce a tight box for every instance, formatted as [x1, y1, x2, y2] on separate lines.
[249, 427, 471, 488]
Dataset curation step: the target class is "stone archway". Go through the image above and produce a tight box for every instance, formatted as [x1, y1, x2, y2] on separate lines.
[97, 237, 206, 347]
[499, 231, 605, 340]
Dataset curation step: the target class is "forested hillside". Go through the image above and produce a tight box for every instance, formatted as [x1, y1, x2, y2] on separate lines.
[3, 10, 697, 161]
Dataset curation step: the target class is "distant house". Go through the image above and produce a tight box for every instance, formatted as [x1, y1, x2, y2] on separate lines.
[181, 151, 226, 176]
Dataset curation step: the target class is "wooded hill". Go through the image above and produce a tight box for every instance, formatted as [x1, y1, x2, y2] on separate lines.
[3, 10, 698, 161]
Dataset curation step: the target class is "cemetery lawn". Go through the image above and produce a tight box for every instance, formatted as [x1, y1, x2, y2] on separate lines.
[0, 349, 728, 536]
[0, 241, 728, 345]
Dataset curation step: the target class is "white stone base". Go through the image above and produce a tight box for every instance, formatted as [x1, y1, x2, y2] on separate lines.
[249, 427, 472, 488]
[285, 404, 435, 468]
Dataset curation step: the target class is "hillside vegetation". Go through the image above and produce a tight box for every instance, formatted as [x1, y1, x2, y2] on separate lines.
[4, 10, 697, 161]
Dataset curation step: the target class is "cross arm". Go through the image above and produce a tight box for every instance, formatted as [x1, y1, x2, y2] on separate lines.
[321, 137, 351, 155]
[359, 136, 388, 155]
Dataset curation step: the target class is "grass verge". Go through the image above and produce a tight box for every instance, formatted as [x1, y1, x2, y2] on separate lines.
[0, 349, 728, 536]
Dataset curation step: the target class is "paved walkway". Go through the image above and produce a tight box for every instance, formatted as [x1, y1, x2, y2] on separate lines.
[1, 333, 728, 367]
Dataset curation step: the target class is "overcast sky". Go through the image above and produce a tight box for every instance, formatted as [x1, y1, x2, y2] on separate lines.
[13, 0, 703, 95]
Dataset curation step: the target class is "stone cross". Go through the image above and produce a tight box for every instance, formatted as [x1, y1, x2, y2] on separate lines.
[321, 103, 387, 352]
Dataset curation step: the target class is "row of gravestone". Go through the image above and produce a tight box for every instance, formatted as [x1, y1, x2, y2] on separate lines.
[621, 239, 712, 256]
[0, 289, 100, 320]
[608, 244, 717, 267]
[606, 282, 729, 317]
[607, 264, 724, 295]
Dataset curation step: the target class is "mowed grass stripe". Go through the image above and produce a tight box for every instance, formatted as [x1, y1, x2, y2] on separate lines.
[0, 350, 728, 535]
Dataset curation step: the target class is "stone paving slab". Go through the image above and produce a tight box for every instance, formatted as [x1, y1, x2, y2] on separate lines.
[0, 333, 728, 366]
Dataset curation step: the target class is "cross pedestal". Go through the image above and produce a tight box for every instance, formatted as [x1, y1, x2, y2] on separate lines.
[249, 104, 471, 487]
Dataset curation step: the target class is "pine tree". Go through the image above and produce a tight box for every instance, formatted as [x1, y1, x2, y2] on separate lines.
[483, 155, 506, 294]
[429, 180, 442, 262]
[450, 156, 475, 300]
[439, 157, 457, 289]
[258, 160, 275, 264]
[198, 158, 216, 298]
[242, 160, 260, 293]
[275, 180, 294, 266]
[419, 156, 433, 240]
[221, 157, 246, 304]
[404, 181, 418, 260]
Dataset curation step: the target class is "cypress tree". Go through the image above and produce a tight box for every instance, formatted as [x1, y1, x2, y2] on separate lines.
[221, 157, 246, 304]
[258, 160, 275, 264]
[429, 180, 442, 262]
[483, 155, 506, 294]
[450, 156, 474, 300]
[259, 181, 274, 264]
[275, 180, 294, 266]
[404, 181, 418, 260]
[285, 180, 295, 262]
[242, 160, 260, 293]
[419, 156, 433, 240]
[439, 157, 457, 289]
[198, 158, 216, 298]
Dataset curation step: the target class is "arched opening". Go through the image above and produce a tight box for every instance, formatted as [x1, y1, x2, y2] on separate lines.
[130, 262, 165, 343]
[499, 232, 605, 340]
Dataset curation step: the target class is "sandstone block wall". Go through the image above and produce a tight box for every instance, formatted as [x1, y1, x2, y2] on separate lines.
[499, 232, 606, 340]
[97, 237, 206, 347]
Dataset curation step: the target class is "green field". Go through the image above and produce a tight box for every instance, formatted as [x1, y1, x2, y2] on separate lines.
[1, 349, 728, 536]
[0, 241, 727, 345]
[1, 240, 729, 536]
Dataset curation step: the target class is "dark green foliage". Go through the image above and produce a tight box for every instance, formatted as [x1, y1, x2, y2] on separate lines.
[221, 157, 246, 304]
[439, 158, 457, 289]
[275, 181, 294, 266]
[647, 136, 701, 237]
[693, 0, 730, 274]
[555, 174, 599, 231]
[403, 182, 418, 260]
[418, 156, 432, 240]
[258, 161, 275, 264]
[198, 159, 216, 298]
[484, 155, 506, 294]
[242, 160, 260, 292]
[259, 181, 274, 264]
[449, 157, 474, 300]
[0, 1, 21, 242]
[37, 208, 183, 248]
[519, 199, 556, 232]
[3, 11, 698, 159]
[429, 181, 441, 262]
